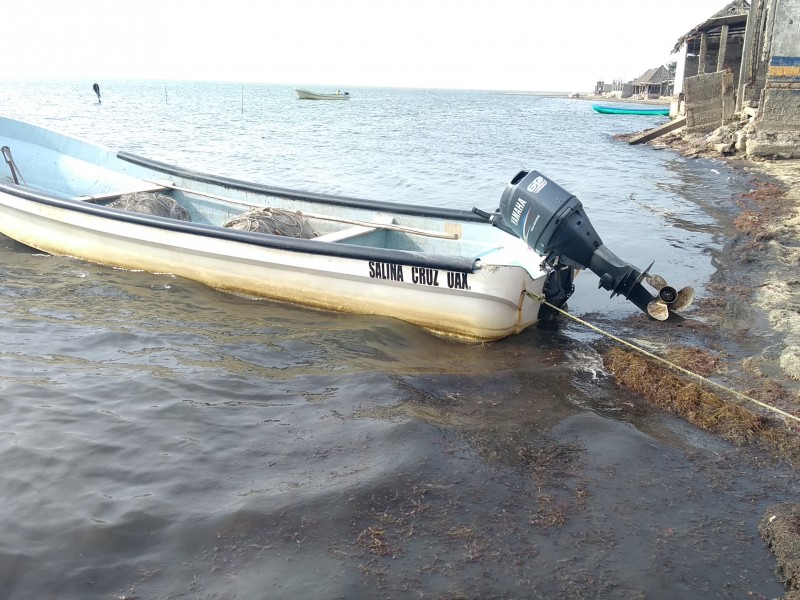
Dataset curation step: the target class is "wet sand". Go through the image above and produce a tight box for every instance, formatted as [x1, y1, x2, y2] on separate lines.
[618, 128, 800, 597]
[652, 136, 800, 415]
[709, 156, 800, 598]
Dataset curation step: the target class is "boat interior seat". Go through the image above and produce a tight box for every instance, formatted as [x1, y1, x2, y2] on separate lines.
[314, 215, 395, 243]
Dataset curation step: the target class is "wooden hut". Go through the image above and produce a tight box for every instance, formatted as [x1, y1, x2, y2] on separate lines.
[632, 66, 673, 98]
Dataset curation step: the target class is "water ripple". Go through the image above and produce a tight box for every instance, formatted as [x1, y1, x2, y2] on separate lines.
[0, 80, 785, 599]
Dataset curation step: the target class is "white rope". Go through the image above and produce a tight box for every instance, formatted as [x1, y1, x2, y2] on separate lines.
[527, 291, 800, 424]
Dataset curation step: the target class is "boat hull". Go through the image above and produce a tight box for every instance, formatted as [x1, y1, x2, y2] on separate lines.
[295, 88, 350, 100]
[0, 116, 548, 341]
[592, 104, 669, 116]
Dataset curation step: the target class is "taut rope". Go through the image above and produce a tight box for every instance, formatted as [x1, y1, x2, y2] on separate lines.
[526, 290, 800, 424]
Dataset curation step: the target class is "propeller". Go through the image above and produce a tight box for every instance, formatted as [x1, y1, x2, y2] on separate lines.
[645, 273, 695, 320]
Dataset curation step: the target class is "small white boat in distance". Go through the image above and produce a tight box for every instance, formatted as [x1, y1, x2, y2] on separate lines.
[295, 88, 350, 100]
[0, 116, 692, 340]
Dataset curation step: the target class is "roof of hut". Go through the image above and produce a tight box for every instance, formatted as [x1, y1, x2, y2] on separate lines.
[633, 66, 671, 84]
[672, 0, 750, 53]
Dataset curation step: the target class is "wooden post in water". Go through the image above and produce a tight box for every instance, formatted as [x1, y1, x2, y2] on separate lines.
[165, 85, 168, 104]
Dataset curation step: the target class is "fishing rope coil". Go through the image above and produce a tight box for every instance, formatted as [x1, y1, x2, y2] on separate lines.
[526, 290, 800, 425]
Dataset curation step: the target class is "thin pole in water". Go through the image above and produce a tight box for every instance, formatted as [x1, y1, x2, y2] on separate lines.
[165, 85, 168, 104]
[241, 86, 244, 114]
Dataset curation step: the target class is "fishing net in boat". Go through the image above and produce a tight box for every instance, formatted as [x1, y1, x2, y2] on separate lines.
[109, 192, 192, 221]
[224, 207, 317, 238]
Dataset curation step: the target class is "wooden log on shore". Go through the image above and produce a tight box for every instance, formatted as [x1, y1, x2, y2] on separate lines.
[628, 117, 687, 145]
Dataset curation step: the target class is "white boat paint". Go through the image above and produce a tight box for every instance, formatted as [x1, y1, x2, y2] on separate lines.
[294, 88, 351, 100]
[0, 115, 553, 341]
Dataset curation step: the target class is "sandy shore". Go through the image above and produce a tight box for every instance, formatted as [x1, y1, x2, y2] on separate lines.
[615, 123, 800, 406]
[682, 146, 800, 393]
[612, 129, 800, 596]
[737, 159, 800, 380]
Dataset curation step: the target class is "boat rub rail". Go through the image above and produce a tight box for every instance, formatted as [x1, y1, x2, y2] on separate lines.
[0, 180, 479, 274]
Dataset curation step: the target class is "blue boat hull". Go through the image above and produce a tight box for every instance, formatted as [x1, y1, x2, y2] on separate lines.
[592, 104, 669, 116]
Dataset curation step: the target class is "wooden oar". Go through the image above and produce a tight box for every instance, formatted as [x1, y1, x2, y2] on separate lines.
[291, 210, 458, 240]
[149, 180, 460, 240]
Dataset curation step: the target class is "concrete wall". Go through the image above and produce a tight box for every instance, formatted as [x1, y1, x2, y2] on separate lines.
[674, 46, 687, 95]
[759, 57, 800, 131]
[749, 0, 800, 157]
[684, 71, 736, 132]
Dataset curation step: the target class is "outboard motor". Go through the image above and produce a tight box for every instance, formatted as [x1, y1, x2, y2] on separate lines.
[474, 170, 693, 320]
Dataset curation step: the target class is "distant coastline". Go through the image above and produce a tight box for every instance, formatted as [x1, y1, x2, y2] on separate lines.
[504, 90, 671, 105]
[580, 94, 671, 105]
[503, 91, 574, 97]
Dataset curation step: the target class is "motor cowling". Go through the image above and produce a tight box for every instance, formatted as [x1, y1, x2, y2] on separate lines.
[485, 170, 689, 319]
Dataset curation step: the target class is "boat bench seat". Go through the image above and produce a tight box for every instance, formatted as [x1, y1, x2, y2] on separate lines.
[314, 216, 395, 243]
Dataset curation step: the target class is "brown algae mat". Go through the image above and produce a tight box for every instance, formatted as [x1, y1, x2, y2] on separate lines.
[604, 344, 800, 598]
[603, 346, 800, 467]
[760, 503, 800, 599]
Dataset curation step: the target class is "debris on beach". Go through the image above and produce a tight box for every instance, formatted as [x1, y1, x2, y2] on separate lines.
[759, 503, 800, 598]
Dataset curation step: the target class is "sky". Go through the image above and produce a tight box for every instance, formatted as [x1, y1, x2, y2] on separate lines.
[4, 0, 731, 92]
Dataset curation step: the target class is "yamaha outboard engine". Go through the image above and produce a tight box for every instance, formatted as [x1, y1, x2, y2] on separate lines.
[474, 170, 693, 320]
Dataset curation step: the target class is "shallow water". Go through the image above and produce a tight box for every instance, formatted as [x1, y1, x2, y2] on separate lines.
[0, 80, 792, 598]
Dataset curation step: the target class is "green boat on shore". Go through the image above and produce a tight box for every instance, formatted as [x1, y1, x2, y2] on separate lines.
[592, 104, 669, 116]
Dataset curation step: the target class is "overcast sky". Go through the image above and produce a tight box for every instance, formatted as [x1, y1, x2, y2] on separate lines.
[5, 0, 730, 91]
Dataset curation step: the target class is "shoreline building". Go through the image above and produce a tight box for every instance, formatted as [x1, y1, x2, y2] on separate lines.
[672, 0, 800, 158]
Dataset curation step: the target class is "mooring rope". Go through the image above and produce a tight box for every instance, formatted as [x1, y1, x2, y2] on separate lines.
[526, 291, 800, 424]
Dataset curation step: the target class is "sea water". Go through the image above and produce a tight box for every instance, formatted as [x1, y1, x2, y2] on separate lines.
[0, 79, 791, 598]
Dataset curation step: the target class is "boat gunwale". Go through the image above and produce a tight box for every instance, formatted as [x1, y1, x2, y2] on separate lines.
[117, 151, 487, 222]
[0, 181, 480, 273]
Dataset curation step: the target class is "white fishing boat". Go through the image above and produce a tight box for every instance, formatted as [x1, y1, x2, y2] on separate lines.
[294, 88, 350, 100]
[0, 116, 691, 341]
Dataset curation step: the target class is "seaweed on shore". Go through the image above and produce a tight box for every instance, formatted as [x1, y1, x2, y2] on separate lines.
[733, 179, 789, 244]
[760, 503, 800, 599]
[603, 346, 800, 469]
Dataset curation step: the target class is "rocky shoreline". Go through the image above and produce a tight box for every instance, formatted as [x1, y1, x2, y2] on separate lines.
[652, 127, 800, 390]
